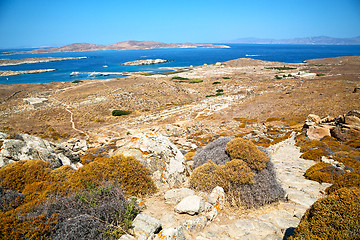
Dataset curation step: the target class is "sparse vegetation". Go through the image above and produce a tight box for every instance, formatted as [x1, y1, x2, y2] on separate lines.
[189, 79, 203, 83]
[304, 162, 344, 183]
[212, 81, 221, 84]
[112, 110, 131, 116]
[171, 76, 189, 80]
[222, 77, 230, 79]
[72, 80, 83, 83]
[266, 66, 297, 70]
[316, 73, 325, 76]
[275, 75, 282, 79]
[326, 170, 360, 194]
[290, 187, 360, 240]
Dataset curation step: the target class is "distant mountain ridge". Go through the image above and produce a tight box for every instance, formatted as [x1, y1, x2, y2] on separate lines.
[12, 41, 230, 54]
[226, 36, 360, 45]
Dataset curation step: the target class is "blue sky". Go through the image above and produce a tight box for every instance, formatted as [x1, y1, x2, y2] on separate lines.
[0, 0, 359, 48]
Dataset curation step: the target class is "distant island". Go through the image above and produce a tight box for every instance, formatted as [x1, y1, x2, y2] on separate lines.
[122, 59, 171, 66]
[0, 57, 87, 66]
[226, 36, 360, 45]
[11, 41, 230, 54]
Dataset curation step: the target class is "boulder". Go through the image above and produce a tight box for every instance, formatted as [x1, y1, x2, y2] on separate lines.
[174, 195, 205, 215]
[306, 125, 333, 140]
[0, 133, 82, 169]
[164, 188, 195, 204]
[132, 214, 162, 237]
[62, 138, 88, 154]
[304, 114, 321, 128]
[154, 227, 185, 240]
[344, 115, 360, 126]
[331, 124, 360, 142]
[115, 132, 186, 187]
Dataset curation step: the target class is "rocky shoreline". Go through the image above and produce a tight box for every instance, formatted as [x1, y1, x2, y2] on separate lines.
[0, 69, 57, 77]
[122, 59, 171, 66]
[0, 57, 87, 66]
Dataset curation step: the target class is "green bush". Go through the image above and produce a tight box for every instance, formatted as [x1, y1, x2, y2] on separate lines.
[72, 80, 83, 83]
[171, 76, 188, 80]
[290, 187, 360, 240]
[316, 73, 325, 76]
[222, 77, 230, 79]
[275, 75, 282, 79]
[112, 110, 131, 116]
[189, 79, 203, 83]
[212, 81, 221, 84]
[216, 89, 224, 93]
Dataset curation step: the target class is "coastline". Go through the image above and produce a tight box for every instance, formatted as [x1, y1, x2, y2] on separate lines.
[0, 57, 87, 66]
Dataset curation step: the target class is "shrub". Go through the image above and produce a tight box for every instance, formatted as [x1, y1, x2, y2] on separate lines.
[192, 137, 232, 169]
[212, 81, 221, 84]
[216, 89, 224, 93]
[189, 79, 203, 83]
[70, 155, 157, 196]
[304, 162, 344, 184]
[316, 73, 325, 76]
[290, 187, 360, 240]
[266, 117, 282, 122]
[189, 160, 221, 192]
[72, 80, 83, 83]
[300, 148, 328, 161]
[112, 110, 131, 116]
[171, 76, 188, 80]
[222, 77, 230, 79]
[190, 138, 285, 208]
[0, 160, 51, 192]
[0, 186, 24, 212]
[225, 138, 269, 171]
[275, 75, 282, 79]
[326, 170, 360, 194]
[345, 139, 360, 149]
[229, 161, 285, 208]
[184, 152, 195, 161]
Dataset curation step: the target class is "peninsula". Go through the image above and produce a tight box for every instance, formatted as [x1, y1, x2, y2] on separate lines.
[10, 40, 230, 54]
[0, 57, 87, 66]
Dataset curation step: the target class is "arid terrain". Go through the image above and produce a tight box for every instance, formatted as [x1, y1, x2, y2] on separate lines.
[0, 56, 358, 147]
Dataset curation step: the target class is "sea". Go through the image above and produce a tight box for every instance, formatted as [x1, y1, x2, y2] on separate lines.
[1, 44, 360, 85]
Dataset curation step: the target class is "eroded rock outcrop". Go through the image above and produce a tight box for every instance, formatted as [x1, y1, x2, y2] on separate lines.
[303, 110, 360, 141]
[114, 132, 187, 188]
[0, 132, 82, 169]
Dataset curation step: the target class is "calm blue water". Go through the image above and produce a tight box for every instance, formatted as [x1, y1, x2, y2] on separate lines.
[1, 44, 360, 85]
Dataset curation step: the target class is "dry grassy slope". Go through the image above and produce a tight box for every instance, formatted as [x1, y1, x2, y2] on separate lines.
[0, 56, 358, 143]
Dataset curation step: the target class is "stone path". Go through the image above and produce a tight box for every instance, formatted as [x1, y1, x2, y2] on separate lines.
[134, 133, 332, 240]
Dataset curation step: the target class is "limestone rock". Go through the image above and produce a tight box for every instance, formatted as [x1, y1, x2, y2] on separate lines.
[206, 186, 225, 221]
[174, 195, 205, 215]
[154, 227, 185, 240]
[115, 132, 186, 187]
[344, 115, 360, 126]
[304, 114, 321, 128]
[23, 97, 48, 108]
[164, 188, 195, 204]
[181, 216, 207, 232]
[132, 214, 162, 237]
[306, 125, 333, 140]
[62, 138, 88, 154]
[0, 133, 82, 169]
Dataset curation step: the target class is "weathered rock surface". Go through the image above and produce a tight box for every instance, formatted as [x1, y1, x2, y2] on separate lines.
[132, 213, 162, 237]
[154, 227, 185, 240]
[165, 188, 195, 204]
[174, 195, 205, 215]
[115, 132, 186, 187]
[0, 132, 82, 169]
[304, 110, 360, 141]
[62, 138, 88, 154]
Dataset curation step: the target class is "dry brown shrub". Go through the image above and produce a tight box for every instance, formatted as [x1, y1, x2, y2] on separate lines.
[345, 139, 360, 149]
[225, 138, 269, 171]
[0, 160, 51, 192]
[70, 155, 157, 196]
[189, 160, 221, 192]
[290, 187, 360, 240]
[300, 148, 328, 161]
[184, 152, 195, 161]
[326, 170, 360, 194]
[304, 162, 344, 183]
